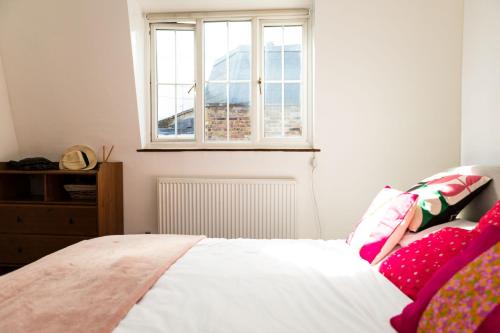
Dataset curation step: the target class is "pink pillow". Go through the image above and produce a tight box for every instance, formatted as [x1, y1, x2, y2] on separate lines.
[347, 186, 401, 245]
[390, 225, 500, 333]
[398, 219, 476, 247]
[379, 227, 473, 299]
[348, 187, 418, 264]
[473, 199, 500, 235]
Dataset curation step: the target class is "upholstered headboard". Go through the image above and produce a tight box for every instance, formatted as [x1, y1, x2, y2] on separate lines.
[451, 166, 500, 221]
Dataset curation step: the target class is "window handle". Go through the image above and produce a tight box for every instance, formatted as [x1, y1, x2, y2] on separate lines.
[258, 78, 262, 95]
[188, 83, 196, 94]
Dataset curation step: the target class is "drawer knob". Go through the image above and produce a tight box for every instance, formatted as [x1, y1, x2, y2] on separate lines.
[16, 216, 22, 224]
[17, 247, 23, 253]
[69, 218, 75, 225]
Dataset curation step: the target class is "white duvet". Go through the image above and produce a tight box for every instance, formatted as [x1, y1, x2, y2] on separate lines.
[115, 239, 411, 333]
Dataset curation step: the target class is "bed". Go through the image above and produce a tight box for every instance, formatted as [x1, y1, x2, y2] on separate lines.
[115, 238, 410, 333]
[1, 166, 498, 333]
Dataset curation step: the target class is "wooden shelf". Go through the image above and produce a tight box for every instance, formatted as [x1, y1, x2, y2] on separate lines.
[45, 200, 97, 206]
[0, 168, 98, 175]
[0, 200, 97, 206]
[0, 195, 45, 203]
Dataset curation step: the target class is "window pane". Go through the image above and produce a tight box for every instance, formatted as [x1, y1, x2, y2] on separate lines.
[176, 30, 195, 84]
[229, 83, 250, 141]
[204, 21, 252, 142]
[205, 83, 227, 141]
[205, 22, 227, 80]
[284, 26, 302, 80]
[176, 84, 195, 135]
[156, 30, 175, 84]
[262, 25, 304, 139]
[264, 27, 282, 81]
[264, 83, 282, 137]
[155, 27, 195, 139]
[157, 85, 176, 136]
[228, 22, 251, 80]
[284, 83, 301, 137]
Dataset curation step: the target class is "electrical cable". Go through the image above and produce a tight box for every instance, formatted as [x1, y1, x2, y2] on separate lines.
[310, 151, 323, 239]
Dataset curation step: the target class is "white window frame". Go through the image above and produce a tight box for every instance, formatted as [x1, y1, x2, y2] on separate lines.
[259, 19, 310, 145]
[150, 23, 197, 142]
[145, 9, 313, 149]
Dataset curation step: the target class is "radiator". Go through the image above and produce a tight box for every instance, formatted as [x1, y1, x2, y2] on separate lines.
[157, 178, 297, 239]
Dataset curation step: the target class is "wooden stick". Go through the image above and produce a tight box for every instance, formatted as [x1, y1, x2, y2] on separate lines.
[105, 145, 114, 162]
[102, 145, 106, 162]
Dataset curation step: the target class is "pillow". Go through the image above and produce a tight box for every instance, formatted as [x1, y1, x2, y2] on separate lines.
[379, 227, 473, 299]
[399, 219, 476, 247]
[390, 225, 500, 333]
[347, 187, 418, 265]
[372, 245, 400, 271]
[418, 243, 499, 332]
[473, 199, 500, 235]
[347, 186, 402, 246]
[407, 173, 491, 232]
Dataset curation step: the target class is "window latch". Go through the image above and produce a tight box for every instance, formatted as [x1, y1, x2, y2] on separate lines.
[188, 83, 196, 94]
[258, 78, 262, 95]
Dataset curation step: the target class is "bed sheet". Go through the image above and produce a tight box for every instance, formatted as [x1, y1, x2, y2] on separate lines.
[115, 238, 410, 333]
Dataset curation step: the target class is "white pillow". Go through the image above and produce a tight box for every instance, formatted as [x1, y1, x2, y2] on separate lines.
[398, 219, 477, 247]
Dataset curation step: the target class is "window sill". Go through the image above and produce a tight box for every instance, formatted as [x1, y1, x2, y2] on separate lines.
[136, 148, 320, 152]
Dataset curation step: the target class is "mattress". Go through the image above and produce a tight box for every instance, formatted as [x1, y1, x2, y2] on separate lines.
[115, 238, 411, 333]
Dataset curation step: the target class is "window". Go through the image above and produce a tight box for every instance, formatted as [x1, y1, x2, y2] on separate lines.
[263, 24, 303, 138]
[152, 24, 196, 140]
[148, 10, 311, 148]
[204, 21, 252, 142]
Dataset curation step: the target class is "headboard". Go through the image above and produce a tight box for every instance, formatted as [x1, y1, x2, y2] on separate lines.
[452, 166, 500, 221]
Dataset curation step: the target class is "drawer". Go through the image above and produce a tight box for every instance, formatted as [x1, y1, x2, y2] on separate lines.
[0, 205, 98, 236]
[0, 234, 87, 264]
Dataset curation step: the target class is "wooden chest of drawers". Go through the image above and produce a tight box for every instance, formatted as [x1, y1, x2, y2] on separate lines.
[0, 234, 88, 264]
[0, 205, 98, 236]
[0, 162, 123, 271]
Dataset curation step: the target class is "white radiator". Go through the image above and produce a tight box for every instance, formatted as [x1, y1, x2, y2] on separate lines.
[157, 178, 297, 239]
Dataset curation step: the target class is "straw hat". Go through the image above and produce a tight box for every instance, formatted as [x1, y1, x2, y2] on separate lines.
[59, 145, 97, 171]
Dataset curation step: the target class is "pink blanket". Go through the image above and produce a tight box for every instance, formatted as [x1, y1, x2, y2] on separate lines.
[0, 234, 205, 333]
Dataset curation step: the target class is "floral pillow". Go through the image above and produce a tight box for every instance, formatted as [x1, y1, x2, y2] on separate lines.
[407, 173, 491, 232]
[390, 225, 500, 333]
[348, 187, 418, 265]
[379, 227, 474, 299]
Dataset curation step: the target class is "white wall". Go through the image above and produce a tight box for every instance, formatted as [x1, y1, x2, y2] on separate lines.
[0, 0, 463, 238]
[0, 54, 18, 160]
[461, 0, 500, 165]
[314, 0, 463, 237]
[127, 0, 148, 147]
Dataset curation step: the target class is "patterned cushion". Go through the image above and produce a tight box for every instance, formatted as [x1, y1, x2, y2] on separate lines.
[407, 173, 490, 232]
[390, 225, 500, 333]
[398, 219, 476, 247]
[474, 199, 500, 235]
[418, 243, 499, 332]
[347, 187, 418, 265]
[379, 227, 473, 299]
